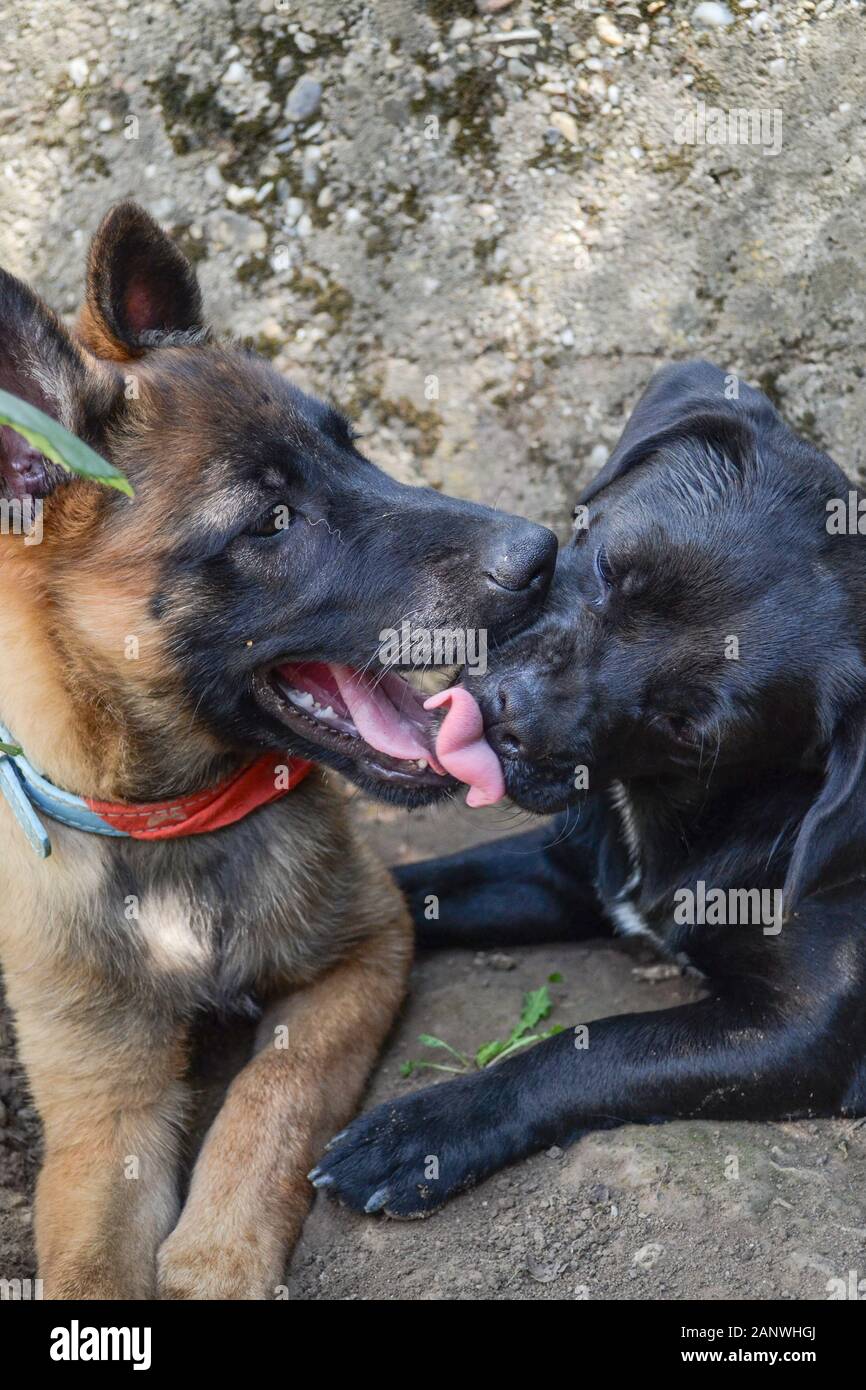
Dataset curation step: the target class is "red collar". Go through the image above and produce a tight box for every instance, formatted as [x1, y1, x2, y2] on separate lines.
[85, 754, 314, 840]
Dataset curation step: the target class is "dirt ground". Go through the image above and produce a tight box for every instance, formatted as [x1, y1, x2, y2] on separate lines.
[286, 806, 866, 1302]
[3, 0, 866, 1300]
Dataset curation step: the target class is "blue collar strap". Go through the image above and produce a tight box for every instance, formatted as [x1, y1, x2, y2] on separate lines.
[0, 721, 127, 859]
[0, 722, 314, 857]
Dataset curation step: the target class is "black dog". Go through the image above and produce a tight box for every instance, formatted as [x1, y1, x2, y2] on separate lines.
[312, 360, 866, 1217]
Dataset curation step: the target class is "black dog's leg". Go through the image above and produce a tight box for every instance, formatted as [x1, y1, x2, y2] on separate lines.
[312, 992, 849, 1216]
[398, 811, 608, 949]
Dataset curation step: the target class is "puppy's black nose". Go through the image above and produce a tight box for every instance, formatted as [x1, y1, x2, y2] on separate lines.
[486, 523, 557, 596]
[486, 675, 537, 761]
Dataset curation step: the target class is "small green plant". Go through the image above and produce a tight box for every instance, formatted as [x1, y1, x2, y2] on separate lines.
[401, 977, 564, 1078]
[0, 742, 22, 757]
[0, 388, 133, 496]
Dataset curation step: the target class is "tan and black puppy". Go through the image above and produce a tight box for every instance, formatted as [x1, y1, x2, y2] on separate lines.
[0, 202, 555, 1299]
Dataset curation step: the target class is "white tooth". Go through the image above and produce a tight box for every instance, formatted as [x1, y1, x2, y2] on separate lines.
[319, 706, 335, 721]
[294, 692, 315, 710]
[416, 759, 428, 771]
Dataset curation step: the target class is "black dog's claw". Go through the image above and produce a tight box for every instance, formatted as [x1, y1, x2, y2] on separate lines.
[310, 1075, 517, 1219]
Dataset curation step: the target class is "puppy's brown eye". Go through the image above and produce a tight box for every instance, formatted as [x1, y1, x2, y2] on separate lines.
[246, 504, 293, 538]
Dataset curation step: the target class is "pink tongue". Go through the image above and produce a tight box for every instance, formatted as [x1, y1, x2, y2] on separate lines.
[424, 687, 506, 808]
[330, 665, 443, 769]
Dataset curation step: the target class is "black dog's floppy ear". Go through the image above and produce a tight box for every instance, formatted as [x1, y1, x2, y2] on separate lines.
[581, 360, 781, 505]
[77, 200, 205, 362]
[0, 269, 115, 501]
[783, 706, 866, 917]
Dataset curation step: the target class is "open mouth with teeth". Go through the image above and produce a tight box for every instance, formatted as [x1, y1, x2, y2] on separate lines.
[251, 660, 451, 789]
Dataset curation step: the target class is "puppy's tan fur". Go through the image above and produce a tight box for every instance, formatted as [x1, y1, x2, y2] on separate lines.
[0, 208, 413, 1300]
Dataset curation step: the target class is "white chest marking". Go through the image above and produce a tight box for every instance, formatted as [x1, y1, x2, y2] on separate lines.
[137, 895, 211, 974]
[609, 780, 641, 873]
[605, 782, 664, 947]
[607, 898, 654, 940]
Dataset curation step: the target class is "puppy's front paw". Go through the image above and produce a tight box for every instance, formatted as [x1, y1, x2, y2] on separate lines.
[309, 1074, 516, 1218]
[157, 1221, 280, 1301]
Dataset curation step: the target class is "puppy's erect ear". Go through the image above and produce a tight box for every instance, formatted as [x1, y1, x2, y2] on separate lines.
[77, 201, 205, 362]
[783, 706, 866, 916]
[0, 269, 116, 501]
[581, 360, 782, 505]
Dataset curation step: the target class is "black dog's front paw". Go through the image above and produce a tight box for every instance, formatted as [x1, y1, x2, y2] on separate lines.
[309, 1074, 516, 1218]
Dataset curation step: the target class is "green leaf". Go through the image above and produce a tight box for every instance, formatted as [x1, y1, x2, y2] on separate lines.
[401, 1033, 472, 1079]
[0, 387, 133, 496]
[515, 985, 553, 1038]
[416, 1033, 471, 1067]
[402, 1059, 466, 1077]
[0, 741, 22, 757]
[548, 971, 563, 984]
[474, 1038, 508, 1068]
[404, 983, 561, 1079]
[484, 1022, 566, 1068]
[488, 1033, 545, 1064]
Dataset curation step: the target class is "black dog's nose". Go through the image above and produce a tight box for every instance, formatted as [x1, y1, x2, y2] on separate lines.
[486, 523, 557, 596]
[488, 681, 525, 760]
[486, 674, 542, 762]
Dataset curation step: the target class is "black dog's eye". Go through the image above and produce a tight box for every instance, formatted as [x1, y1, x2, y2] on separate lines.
[659, 714, 700, 745]
[245, 504, 294, 538]
[594, 544, 614, 588]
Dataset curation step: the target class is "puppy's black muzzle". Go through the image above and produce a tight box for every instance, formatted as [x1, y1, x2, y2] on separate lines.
[470, 651, 588, 813]
[418, 498, 557, 641]
[485, 525, 556, 597]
